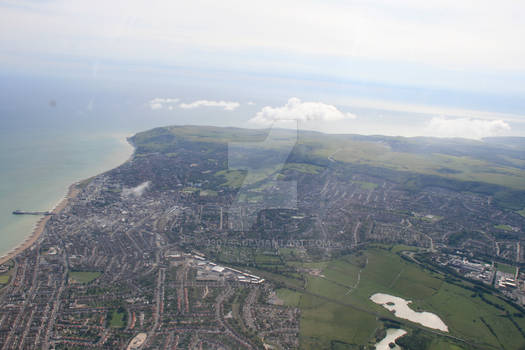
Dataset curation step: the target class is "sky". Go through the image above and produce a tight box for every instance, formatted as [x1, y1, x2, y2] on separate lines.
[1, 0, 525, 138]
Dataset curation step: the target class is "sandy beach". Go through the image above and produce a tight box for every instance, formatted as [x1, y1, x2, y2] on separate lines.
[0, 134, 134, 267]
[0, 183, 80, 266]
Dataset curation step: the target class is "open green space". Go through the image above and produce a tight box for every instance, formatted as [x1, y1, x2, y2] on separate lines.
[242, 245, 525, 349]
[182, 186, 199, 193]
[495, 262, 517, 275]
[299, 294, 377, 349]
[108, 309, 126, 328]
[494, 224, 515, 231]
[282, 162, 325, 174]
[69, 271, 101, 284]
[215, 170, 245, 188]
[351, 180, 378, 190]
[0, 261, 14, 286]
[276, 288, 302, 307]
[199, 189, 218, 196]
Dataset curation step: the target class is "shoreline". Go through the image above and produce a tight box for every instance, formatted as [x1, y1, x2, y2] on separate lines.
[0, 183, 80, 266]
[0, 134, 135, 266]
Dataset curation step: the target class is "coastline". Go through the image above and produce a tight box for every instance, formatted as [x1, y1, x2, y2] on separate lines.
[0, 183, 80, 266]
[0, 134, 135, 266]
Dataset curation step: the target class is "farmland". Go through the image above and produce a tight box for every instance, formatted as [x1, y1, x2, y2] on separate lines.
[251, 246, 525, 349]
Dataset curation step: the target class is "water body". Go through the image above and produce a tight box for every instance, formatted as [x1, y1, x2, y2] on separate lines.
[374, 328, 407, 350]
[0, 129, 133, 257]
[370, 293, 448, 332]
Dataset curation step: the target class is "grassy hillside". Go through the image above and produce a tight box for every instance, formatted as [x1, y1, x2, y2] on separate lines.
[130, 125, 525, 210]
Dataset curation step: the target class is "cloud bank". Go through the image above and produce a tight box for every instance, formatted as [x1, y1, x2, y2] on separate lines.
[149, 98, 180, 110]
[179, 100, 240, 111]
[249, 98, 356, 126]
[149, 98, 240, 111]
[426, 117, 510, 139]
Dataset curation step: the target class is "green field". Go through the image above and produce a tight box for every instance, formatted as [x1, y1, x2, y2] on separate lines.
[518, 209, 525, 218]
[299, 294, 377, 348]
[495, 262, 517, 274]
[69, 271, 101, 284]
[199, 189, 218, 196]
[109, 309, 126, 328]
[247, 246, 525, 349]
[182, 186, 199, 193]
[282, 163, 325, 175]
[0, 261, 14, 286]
[326, 140, 525, 190]
[276, 288, 302, 307]
[215, 170, 245, 188]
[352, 180, 378, 190]
[213, 243, 525, 348]
[494, 224, 515, 231]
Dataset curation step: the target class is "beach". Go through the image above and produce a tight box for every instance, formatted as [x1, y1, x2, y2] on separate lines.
[0, 183, 80, 266]
[0, 132, 134, 265]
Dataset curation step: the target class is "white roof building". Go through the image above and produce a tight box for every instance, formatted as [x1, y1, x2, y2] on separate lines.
[212, 266, 225, 273]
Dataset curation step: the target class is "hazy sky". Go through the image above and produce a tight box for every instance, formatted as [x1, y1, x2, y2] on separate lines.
[2, 0, 525, 138]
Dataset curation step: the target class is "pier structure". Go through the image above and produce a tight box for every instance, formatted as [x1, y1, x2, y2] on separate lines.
[12, 210, 54, 216]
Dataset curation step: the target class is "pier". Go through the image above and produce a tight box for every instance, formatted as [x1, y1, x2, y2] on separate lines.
[12, 210, 54, 216]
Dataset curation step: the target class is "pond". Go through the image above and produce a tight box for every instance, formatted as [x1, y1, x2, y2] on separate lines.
[374, 328, 407, 350]
[370, 293, 448, 332]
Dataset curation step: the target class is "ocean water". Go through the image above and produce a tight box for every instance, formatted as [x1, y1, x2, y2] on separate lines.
[0, 73, 245, 259]
[0, 129, 133, 257]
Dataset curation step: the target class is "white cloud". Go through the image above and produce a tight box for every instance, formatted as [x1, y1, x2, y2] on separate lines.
[425, 117, 510, 139]
[249, 98, 356, 126]
[179, 100, 240, 111]
[148, 98, 240, 111]
[149, 98, 179, 110]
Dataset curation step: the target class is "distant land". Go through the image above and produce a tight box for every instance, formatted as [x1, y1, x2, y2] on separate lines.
[135, 125, 525, 208]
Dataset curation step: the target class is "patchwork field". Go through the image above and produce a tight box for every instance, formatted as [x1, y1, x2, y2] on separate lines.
[254, 246, 525, 349]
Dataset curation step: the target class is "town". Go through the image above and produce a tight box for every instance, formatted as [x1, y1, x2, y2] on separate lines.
[1, 126, 525, 349]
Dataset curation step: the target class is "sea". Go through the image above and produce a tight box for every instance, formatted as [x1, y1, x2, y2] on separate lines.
[0, 128, 134, 257]
[0, 72, 251, 259]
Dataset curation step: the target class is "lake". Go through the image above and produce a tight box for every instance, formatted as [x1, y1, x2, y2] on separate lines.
[370, 293, 448, 332]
